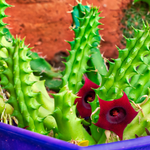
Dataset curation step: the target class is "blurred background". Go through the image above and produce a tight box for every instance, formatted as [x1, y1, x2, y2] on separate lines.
[4, 0, 150, 70]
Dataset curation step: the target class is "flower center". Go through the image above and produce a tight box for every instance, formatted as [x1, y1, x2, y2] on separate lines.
[107, 107, 126, 124]
[84, 91, 95, 103]
[111, 109, 119, 116]
[82, 91, 95, 109]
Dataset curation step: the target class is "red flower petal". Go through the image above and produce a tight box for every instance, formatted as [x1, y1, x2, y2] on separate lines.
[95, 93, 138, 140]
[75, 76, 99, 118]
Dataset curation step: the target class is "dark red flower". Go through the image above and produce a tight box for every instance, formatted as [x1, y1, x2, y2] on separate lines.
[75, 76, 99, 118]
[95, 93, 138, 140]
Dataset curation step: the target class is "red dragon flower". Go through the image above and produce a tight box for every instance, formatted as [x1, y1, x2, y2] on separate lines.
[75, 76, 100, 118]
[94, 92, 138, 140]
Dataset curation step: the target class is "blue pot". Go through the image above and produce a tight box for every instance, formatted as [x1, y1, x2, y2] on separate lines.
[0, 122, 150, 150]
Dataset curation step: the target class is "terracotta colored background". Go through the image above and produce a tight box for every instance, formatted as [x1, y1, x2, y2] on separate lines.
[4, 0, 131, 63]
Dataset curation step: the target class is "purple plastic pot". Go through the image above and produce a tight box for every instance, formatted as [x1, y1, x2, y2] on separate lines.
[0, 122, 150, 150]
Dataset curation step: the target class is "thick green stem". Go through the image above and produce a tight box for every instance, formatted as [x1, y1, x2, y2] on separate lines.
[53, 86, 96, 145]
[62, 7, 102, 94]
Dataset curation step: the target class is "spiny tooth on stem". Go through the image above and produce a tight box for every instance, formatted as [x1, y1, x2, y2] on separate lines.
[76, 0, 82, 4]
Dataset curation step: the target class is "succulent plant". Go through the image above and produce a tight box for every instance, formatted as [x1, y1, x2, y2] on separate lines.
[121, 1, 150, 45]
[3, 27, 62, 92]
[53, 0, 150, 144]
[98, 23, 150, 100]
[52, 4, 104, 145]
[123, 89, 150, 140]
[52, 85, 96, 145]
[124, 54, 150, 103]
[133, 0, 150, 11]
[90, 22, 150, 143]
[1, 0, 150, 147]
[71, 1, 107, 85]
[0, 0, 56, 135]
[62, 5, 102, 94]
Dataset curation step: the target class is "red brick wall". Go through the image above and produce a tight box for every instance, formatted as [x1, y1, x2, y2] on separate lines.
[4, 0, 131, 61]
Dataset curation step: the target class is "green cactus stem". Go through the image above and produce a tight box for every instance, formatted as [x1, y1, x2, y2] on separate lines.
[0, 37, 47, 134]
[71, 1, 90, 29]
[123, 89, 150, 140]
[0, 1, 10, 31]
[52, 5, 104, 144]
[90, 23, 150, 144]
[97, 23, 150, 101]
[71, 1, 107, 85]
[90, 23, 150, 128]
[0, 3, 56, 132]
[3, 27, 13, 42]
[3, 26, 62, 92]
[62, 6, 102, 94]
[0, 5, 56, 132]
[124, 54, 150, 103]
[52, 85, 96, 145]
